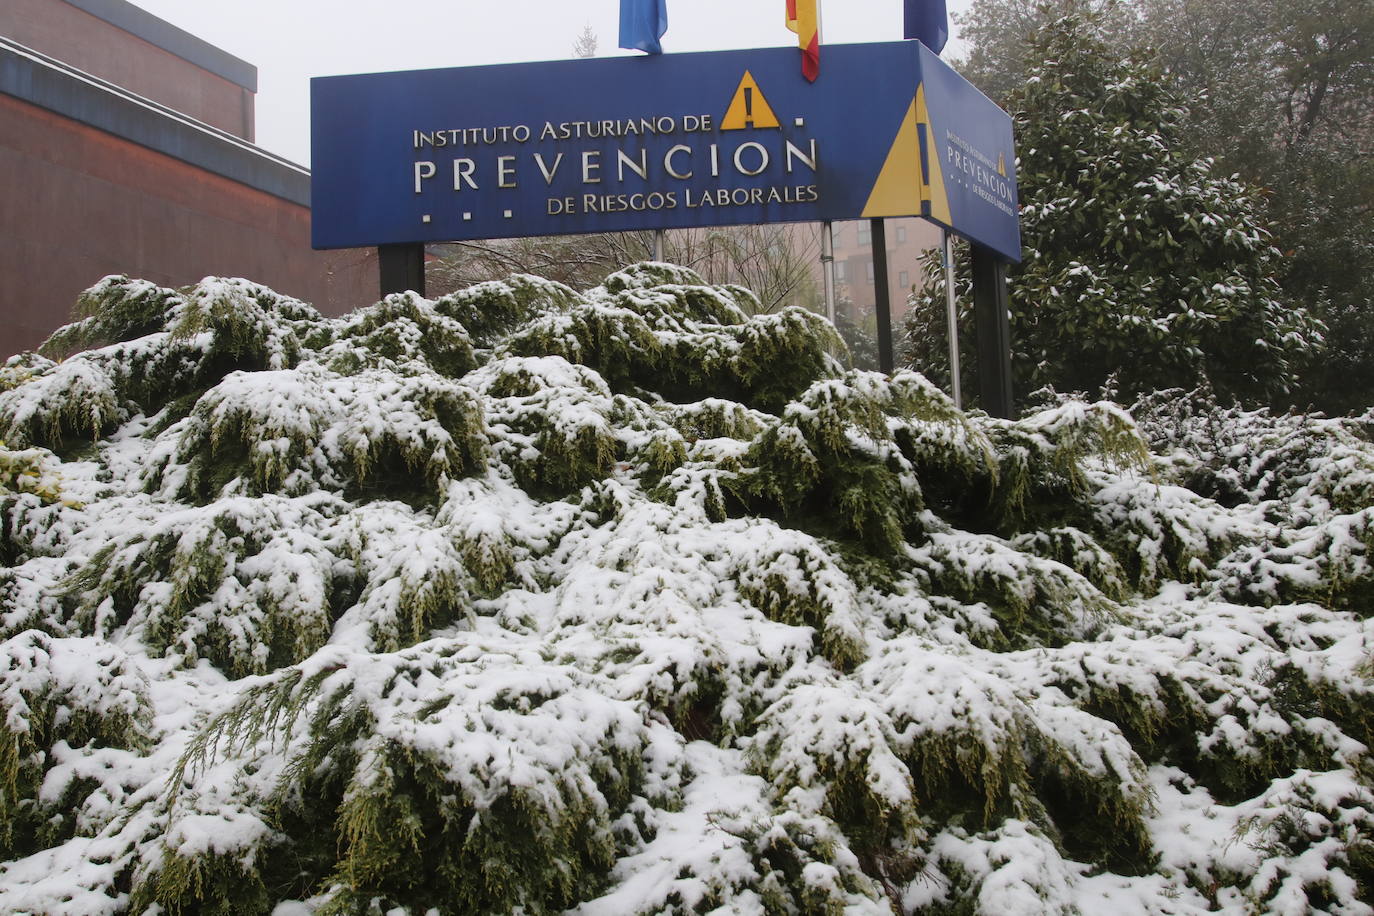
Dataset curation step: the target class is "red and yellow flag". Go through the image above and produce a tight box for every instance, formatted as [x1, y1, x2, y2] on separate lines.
[785, 0, 819, 81]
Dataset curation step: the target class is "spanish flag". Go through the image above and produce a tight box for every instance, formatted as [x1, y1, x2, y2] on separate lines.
[785, 0, 819, 81]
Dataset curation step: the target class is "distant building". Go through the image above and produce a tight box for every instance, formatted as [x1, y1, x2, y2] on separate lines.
[0, 0, 376, 357]
[827, 216, 942, 326]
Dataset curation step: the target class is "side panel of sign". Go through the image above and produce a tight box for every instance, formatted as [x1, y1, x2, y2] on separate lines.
[310, 43, 925, 249]
[910, 43, 1022, 262]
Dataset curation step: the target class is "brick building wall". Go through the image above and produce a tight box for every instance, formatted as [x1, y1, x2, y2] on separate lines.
[0, 0, 255, 140]
[0, 0, 377, 358]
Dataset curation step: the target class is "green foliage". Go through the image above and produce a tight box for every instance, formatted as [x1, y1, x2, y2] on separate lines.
[431, 273, 579, 350]
[61, 496, 350, 678]
[167, 277, 316, 370]
[1010, 13, 1323, 401]
[1138, 0, 1374, 414]
[734, 535, 867, 669]
[498, 265, 839, 415]
[0, 350, 124, 449]
[733, 370, 982, 556]
[154, 645, 658, 915]
[2, 266, 1373, 913]
[1133, 386, 1374, 608]
[913, 8, 1325, 406]
[318, 291, 478, 377]
[1133, 386, 1374, 515]
[954, 0, 1374, 413]
[750, 682, 917, 851]
[981, 400, 1149, 523]
[162, 364, 488, 503]
[0, 631, 152, 859]
[1009, 527, 1129, 601]
[1236, 771, 1374, 909]
[474, 356, 622, 497]
[40, 275, 185, 356]
[909, 531, 1119, 649]
[0, 441, 64, 505]
[2, 277, 324, 450]
[834, 308, 880, 373]
[133, 842, 273, 916]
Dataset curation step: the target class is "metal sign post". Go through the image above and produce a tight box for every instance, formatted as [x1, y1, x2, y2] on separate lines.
[972, 243, 1013, 418]
[871, 218, 894, 373]
[379, 242, 425, 297]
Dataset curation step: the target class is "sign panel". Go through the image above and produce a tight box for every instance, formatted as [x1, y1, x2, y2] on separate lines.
[311, 41, 1020, 261]
[910, 42, 1021, 262]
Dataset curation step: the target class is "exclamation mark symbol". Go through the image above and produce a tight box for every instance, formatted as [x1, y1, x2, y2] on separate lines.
[744, 87, 754, 126]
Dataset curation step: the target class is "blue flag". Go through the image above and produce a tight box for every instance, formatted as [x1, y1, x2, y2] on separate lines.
[619, 0, 668, 55]
[904, 0, 948, 54]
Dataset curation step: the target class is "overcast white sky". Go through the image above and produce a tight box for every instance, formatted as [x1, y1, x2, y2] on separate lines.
[127, 0, 973, 166]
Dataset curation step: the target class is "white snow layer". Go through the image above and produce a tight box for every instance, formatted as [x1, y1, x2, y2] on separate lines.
[0, 270, 1371, 914]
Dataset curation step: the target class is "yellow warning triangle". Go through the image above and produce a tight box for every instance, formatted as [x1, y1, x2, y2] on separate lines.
[862, 84, 950, 224]
[721, 71, 781, 130]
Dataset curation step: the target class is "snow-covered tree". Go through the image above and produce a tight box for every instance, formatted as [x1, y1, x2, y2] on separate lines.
[954, 0, 1374, 413]
[910, 11, 1324, 404]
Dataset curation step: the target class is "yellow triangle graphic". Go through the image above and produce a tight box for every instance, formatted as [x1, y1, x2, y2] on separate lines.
[862, 84, 951, 224]
[720, 71, 781, 130]
[998, 151, 1007, 177]
[862, 98, 921, 217]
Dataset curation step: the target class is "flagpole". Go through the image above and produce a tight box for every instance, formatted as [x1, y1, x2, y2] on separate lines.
[942, 229, 961, 409]
[821, 221, 836, 325]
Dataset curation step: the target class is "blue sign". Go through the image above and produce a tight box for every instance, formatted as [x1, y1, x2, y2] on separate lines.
[311, 41, 1020, 262]
[909, 42, 1021, 262]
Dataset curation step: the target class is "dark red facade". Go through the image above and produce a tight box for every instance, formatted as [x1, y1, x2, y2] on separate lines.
[0, 0, 377, 357]
[0, 0, 255, 140]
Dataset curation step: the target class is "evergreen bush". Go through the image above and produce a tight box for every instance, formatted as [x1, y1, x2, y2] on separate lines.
[0, 268, 1369, 913]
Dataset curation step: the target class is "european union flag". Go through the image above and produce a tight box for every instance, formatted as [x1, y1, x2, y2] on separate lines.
[619, 0, 668, 55]
[905, 0, 948, 55]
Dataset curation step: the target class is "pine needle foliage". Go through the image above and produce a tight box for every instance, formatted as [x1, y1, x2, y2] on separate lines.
[0, 267, 1372, 913]
[0, 631, 152, 859]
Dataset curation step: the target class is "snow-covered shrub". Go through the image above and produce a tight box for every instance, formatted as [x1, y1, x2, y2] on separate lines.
[908, 530, 1118, 649]
[431, 273, 579, 350]
[1, 277, 318, 451]
[155, 363, 487, 503]
[316, 291, 477, 377]
[140, 644, 665, 915]
[0, 266, 1371, 913]
[471, 356, 622, 497]
[0, 352, 124, 448]
[38, 275, 184, 356]
[0, 442, 63, 506]
[61, 495, 351, 677]
[1133, 386, 1374, 517]
[733, 370, 970, 557]
[732, 529, 867, 668]
[0, 632, 151, 859]
[749, 680, 918, 854]
[1234, 770, 1374, 913]
[503, 264, 841, 415]
[976, 400, 1149, 526]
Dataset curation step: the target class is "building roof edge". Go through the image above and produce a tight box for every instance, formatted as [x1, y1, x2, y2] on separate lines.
[61, 0, 257, 92]
[1, 38, 305, 206]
